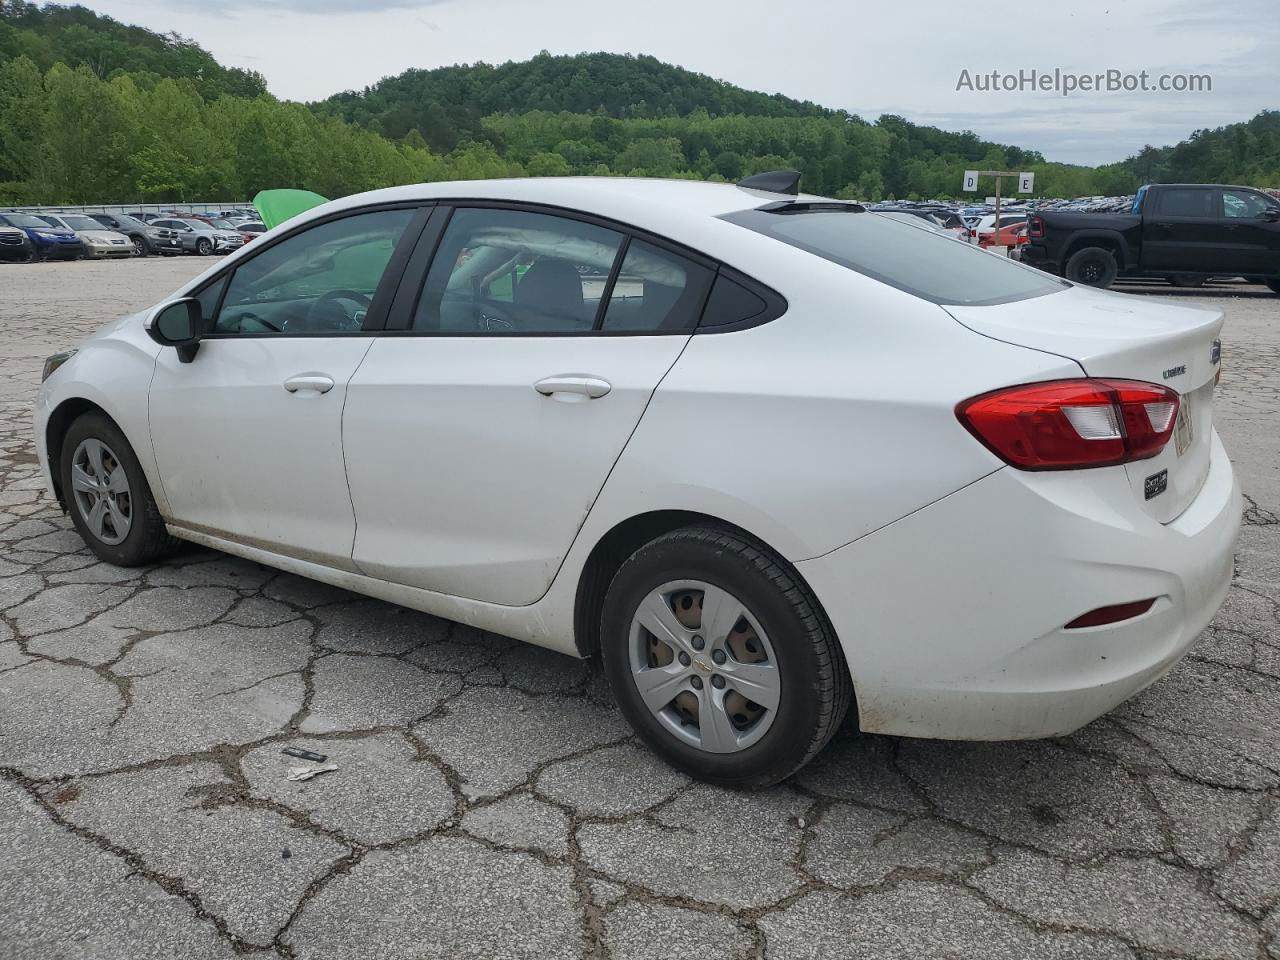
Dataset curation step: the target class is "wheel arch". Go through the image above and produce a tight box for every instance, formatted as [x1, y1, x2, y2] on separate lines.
[1064, 231, 1129, 268]
[45, 397, 115, 510]
[571, 509, 838, 660]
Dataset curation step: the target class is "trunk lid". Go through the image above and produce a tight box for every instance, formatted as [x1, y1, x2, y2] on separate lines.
[945, 284, 1223, 522]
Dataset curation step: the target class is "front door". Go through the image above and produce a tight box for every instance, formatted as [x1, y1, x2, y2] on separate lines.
[1220, 188, 1280, 275]
[344, 204, 715, 605]
[148, 206, 421, 568]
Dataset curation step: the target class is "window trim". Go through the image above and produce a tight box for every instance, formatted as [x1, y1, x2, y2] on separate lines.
[188, 201, 434, 340]
[379, 198, 785, 338]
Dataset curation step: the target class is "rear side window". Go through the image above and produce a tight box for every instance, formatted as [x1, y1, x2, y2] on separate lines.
[414, 207, 624, 333]
[700, 274, 768, 327]
[722, 208, 1064, 306]
[1157, 189, 1214, 218]
[600, 240, 712, 332]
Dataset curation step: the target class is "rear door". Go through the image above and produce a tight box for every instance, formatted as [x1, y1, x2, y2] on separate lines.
[1142, 187, 1220, 272]
[343, 204, 714, 605]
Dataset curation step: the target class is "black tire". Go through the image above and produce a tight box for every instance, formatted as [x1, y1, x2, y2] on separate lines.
[1169, 275, 1206, 288]
[131, 236, 148, 257]
[1266, 279, 1280, 296]
[600, 526, 852, 788]
[1065, 246, 1119, 288]
[196, 237, 212, 256]
[59, 412, 176, 566]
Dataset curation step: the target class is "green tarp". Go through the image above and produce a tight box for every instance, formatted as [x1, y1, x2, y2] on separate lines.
[252, 189, 329, 230]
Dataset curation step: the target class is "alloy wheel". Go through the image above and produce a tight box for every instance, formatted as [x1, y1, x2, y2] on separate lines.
[131, 237, 146, 257]
[69, 438, 132, 545]
[628, 579, 780, 753]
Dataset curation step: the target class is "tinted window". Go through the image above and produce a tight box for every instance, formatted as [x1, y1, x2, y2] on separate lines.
[600, 240, 712, 332]
[1158, 189, 1214, 218]
[414, 208, 623, 333]
[212, 208, 412, 336]
[722, 208, 1064, 306]
[701, 274, 768, 327]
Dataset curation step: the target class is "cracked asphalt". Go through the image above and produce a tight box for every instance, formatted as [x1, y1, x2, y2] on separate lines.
[1, 258, 1278, 960]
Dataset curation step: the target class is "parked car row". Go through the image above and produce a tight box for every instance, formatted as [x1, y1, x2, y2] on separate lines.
[0, 207, 266, 263]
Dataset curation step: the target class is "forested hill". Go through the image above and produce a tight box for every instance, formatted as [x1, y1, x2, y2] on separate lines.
[316, 51, 836, 152]
[0, 1, 266, 100]
[1123, 110, 1280, 187]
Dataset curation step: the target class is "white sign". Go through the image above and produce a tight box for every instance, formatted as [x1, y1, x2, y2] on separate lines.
[1018, 171, 1035, 193]
[985, 197, 998, 206]
[962, 170, 979, 192]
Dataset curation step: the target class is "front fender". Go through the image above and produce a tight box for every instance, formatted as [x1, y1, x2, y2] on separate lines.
[36, 322, 165, 512]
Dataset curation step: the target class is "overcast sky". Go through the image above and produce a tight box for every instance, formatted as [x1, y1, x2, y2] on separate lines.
[81, 0, 1276, 166]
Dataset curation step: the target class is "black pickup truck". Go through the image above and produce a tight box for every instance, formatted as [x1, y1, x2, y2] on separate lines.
[1021, 183, 1280, 293]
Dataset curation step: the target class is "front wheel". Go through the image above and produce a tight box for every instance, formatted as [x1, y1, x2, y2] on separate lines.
[131, 236, 148, 257]
[59, 413, 175, 566]
[600, 527, 851, 788]
[196, 237, 212, 256]
[1064, 246, 1119, 288]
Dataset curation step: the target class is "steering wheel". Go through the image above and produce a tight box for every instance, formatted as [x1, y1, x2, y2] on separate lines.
[473, 299, 517, 332]
[303, 288, 373, 331]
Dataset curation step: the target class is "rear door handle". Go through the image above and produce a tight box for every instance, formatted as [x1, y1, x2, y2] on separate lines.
[534, 375, 612, 399]
[283, 374, 335, 394]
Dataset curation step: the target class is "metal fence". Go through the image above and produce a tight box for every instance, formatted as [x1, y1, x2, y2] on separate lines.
[1, 202, 255, 216]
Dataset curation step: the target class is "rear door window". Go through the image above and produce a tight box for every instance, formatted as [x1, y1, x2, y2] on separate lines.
[413, 207, 624, 334]
[722, 207, 1065, 306]
[1157, 189, 1215, 218]
[600, 240, 713, 332]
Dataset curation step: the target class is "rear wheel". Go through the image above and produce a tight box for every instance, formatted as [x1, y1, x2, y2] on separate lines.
[60, 413, 174, 566]
[1065, 246, 1119, 288]
[196, 237, 212, 256]
[600, 527, 851, 788]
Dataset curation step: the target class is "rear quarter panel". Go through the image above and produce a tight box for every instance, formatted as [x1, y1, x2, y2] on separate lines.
[575, 251, 1085, 563]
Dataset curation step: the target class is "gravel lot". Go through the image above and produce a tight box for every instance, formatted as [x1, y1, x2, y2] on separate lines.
[1, 257, 1278, 960]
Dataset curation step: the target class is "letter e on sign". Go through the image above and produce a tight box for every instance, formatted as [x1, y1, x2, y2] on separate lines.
[1018, 172, 1035, 194]
[963, 170, 979, 192]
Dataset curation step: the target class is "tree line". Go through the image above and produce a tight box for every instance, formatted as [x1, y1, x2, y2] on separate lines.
[0, 3, 1275, 207]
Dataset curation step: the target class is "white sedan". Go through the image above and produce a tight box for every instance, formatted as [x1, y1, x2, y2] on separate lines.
[34, 174, 1240, 787]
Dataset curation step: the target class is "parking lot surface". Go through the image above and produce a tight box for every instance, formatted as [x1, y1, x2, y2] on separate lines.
[1, 258, 1278, 960]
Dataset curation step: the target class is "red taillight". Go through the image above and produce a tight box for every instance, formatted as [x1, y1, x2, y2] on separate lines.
[956, 379, 1180, 470]
[1027, 216, 1044, 238]
[1064, 598, 1156, 629]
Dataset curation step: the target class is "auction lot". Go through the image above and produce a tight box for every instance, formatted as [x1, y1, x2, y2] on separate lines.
[1, 257, 1278, 960]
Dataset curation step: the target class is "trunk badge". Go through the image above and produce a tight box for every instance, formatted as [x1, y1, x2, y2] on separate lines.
[1144, 469, 1168, 500]
[1211, 340, 1221, 364]
[1163, 365, 1186, 380]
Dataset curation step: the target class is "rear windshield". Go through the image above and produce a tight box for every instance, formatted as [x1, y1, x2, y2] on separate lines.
[722, 208, 1066, 306]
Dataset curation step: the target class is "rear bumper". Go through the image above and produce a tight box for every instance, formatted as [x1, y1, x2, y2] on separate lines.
[798, 429, 1241, 741]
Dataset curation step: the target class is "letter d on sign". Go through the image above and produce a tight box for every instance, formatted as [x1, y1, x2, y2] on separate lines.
[963, 170, 979, 192]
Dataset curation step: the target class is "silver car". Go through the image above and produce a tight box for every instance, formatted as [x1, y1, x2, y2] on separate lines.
[38, 214, 133, 259]
[150, 217, 245, 256]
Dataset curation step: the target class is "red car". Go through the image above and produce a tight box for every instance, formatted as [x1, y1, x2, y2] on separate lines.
[977, 221, 1029, 250]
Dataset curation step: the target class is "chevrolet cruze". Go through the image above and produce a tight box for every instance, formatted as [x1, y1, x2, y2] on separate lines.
[34, 174, 1241, 786]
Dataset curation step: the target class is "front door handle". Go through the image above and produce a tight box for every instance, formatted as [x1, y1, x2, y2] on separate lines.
[534, 375, 612, 399]
[283, 374, 335, 394]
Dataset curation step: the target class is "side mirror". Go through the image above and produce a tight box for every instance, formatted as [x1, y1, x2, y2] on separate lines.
[1263, 209, 1280, 222]
[145, 298, 203, 363]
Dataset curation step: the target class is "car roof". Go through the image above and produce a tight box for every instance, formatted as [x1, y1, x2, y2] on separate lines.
[306, 176, 833, 237]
